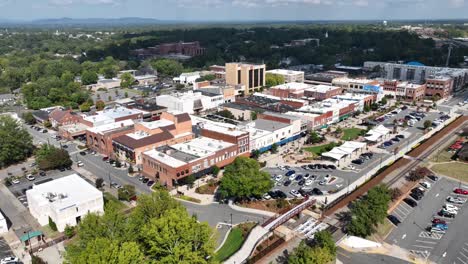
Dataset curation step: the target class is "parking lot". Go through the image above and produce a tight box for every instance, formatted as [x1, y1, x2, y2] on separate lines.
[0, 238, 14, 262]
[386, 177, 468, 264]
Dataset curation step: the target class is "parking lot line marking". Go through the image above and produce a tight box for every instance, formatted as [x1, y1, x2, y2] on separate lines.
[462, 248, 468, 254]
[392, 211, 405, 220]
[399, 203, 412, 211]
[337, 251, 351, 259]
[412, 245, 434, 249]
[395, 207, 408, 216]
[415, 240, 437, 244]
[461, 252, 468, 260]
[458, 257, 468, 264]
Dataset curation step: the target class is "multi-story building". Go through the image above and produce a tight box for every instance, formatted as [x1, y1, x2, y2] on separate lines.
[125, 101, 168, 121]
[332, 77, 380, 90]
[173, 72, 201, 85]
[266, 69, 305, 83]
[364, 61, 468, 92]
[0, 211, 7, 234]
[225, 62, 266, 95]
[397, 82, 426, 101]
[112, 112, 193, 166]
[156, 91, 224, 114]
[425, 76, 453, 99]
[48, 109, 83, 128]
[86, 120, 135, 157]
[142, 137, 239, 187]
[26, 174, 104, 232]
[81, 106, 146, 127]
[303, 84, 343, 101]
[268, 82, 311, 99]
[197, 84, 238, 103]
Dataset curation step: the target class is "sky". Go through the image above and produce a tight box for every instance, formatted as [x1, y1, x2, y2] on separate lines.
[0, 0, 467, 21]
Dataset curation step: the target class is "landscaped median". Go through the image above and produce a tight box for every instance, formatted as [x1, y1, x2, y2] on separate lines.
[214, 222, 256, 262]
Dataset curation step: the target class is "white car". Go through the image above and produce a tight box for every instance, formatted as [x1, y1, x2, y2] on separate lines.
[77, 161, 84, 167]
[1, 257, 19, 264]
[303, 174, 311, 180]
[11, 178, 20, 184]
[26, 174, 35, 181]
[290, 189, 302, 198]
[420, 181, 431, 189]
[278, 166, 286, 171]
[288, 174, 296, 181]
[275, 175, 283, 182]
[447, 196, 466, 204]
[319, 180, 327, 186]
[305, 179, 314, 186]
[442, 208, 458, 215]
[444, 204, 459, 211]
[262, 193, 272, 200]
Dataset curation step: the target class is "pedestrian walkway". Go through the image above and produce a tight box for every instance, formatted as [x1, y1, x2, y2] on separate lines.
[169, 176, 217, 205]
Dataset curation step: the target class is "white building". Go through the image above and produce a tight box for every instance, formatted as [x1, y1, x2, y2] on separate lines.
[173, 72, 201, 85]
[82, 106, 146, 127]
[26, 174, 104, 232]
[266, 69, 305, 83]
[0, 211, 7, 234]
[156, 91, 224, 114]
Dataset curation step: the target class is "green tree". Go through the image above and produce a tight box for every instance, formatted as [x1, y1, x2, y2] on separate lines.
[218, 157, 273, 199]
[65, 237, 145, 264]
[31, 255, 47, 264]
[141, 207, 215, 263]
[120, 72, 135, 88]
[43, 120, 52, 128]
[100, 66, 117, 79]
[314, 231, 336, 256]
[95, 100, 105, 111]
[22, 112, 36, 125]
[195, 74, 216, 82]
[80, 102, 92, 112]
[380, 97, 388, 105]
[64, 225, 75, 239]
[308, 131, 323, 144]
[36, 145, 72, 170]
[265, 73, 285, 87]
[118, 185, 136, 202]
[250, 111, 258, 120]
[288, 241, 334, 264]
[48, 216, 58, 231]
[216, 109, 235, 119]
[211, 165, 220, 177]
[270, 143, 278, 153]
[424, 120, 432, 129]
[81, 70, 98, 85]
[0, 116, 34, 168]
[151, 59, 184, 77]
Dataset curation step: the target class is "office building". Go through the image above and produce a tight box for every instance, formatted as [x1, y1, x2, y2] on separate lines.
[26, 174, 104, 232]
[225, 62, 266, 94]
[266, 69, 305, 83]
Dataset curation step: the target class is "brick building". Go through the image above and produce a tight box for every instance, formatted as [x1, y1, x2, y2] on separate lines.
[112, 112, 194, 166]
[303, 85, 343, 101]
[48, 109, 82, 128]
[425, 76, 453, 99]
[86, 120, 135, 157]
[142, 137, 239, 187]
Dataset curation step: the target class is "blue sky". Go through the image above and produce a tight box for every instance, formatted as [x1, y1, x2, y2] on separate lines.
[0, 0, 467, 21]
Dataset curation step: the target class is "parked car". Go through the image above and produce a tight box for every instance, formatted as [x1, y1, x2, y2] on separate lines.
[284, 180, 292, 187]
[77, 161, 84, 167]
[396, 134, 405, 139]
[432, 223, 448, 230]
[147, 180, 155, 187]
[301, 165, 309, 170]
[39, 171, 46, 177]
[447, 196, 466, 204]
[312, 188, 323, 195]
[142, 178, 149, 183]
[403, 198, 418, 207]
[432, 218, 446, 225]
[387, 215, 401, 226]
[298, 179, 305, 186]
[328, 165, 336, 170]
[102, 156, 109, 162]
[428, 175, 439, 182]
[290, 189, 302, 198]
[275, 190, 287, 199]
[110, 182, 122, 189]
[1, 256, 19, 264]
[454, 188, 468, 195]
[439, 210, 456, 218]
[262, 193, 272, 200]
[295, 174, 303, 181]
[285, 170, 295, 176]
[79, 151, 87, 156]
[444, 203, 459, 211]
[303, 173, 311, 180]
[410, 192, 423, 201]
[11, 178, 20, 184]
[288, 174, 296, 181]
[138, 175, 145, 181]
[420, 181, 431, 189]
[319, 180, 327, 186]
[305, 179, 314, 186]
[352, 159, 364, 165]
[26, 174, 35, 181]
[275, 175, 283, 182]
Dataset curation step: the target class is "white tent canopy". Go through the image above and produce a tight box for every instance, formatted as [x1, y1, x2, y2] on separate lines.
[364, 125, 390, 142]
[322, 141, 366, 161]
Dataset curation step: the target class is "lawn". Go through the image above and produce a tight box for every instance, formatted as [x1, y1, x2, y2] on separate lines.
[431, 162, 468, 182]
[430, 150, 455, 163]
[341, 128, 364, 141]
[374, 219, 394, 239]
[215, 222, 256, 262]
[303, 142, 337, 155]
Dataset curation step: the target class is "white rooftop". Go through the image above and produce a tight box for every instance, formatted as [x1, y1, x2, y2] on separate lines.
[305, 84, 341, 93]
[26, 174, 102, 212]
[271, 82, 312, 91]
[266, 69, 304, 75]
[139, 119, 174, 130]
[144, 149, 188, 168]
[98, 106, 146, 119]
[191, 116, 246, 137]
[87, 119, 134, 134]
[171, 137, 234, 158]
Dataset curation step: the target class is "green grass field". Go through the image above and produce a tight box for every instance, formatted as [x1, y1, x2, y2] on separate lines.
[215, 228, 244, 262]
[431, 162, 468, 182]
[341, 128, 364, 141]
[303, 142, 337, 155]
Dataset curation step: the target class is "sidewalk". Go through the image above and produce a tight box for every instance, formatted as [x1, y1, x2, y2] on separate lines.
[228, 200, 276, 217]
[169, 176, 217, 205]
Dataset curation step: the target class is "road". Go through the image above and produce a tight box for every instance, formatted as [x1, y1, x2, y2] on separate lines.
[337, 248, 411, 264]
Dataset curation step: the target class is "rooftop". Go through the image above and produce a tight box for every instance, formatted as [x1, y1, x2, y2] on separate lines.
[305, 84, 341, 93]
[191, 116, 247, 137]
[139, 119, 174, 130]
[253, 119, 290, 132]
[26, 174, 102, 212]
[87, 120, 134, 134]
[271, 82, 312, 91]
[266, 69, 304, 75]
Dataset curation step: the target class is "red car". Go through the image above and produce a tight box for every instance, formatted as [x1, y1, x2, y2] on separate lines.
[454, 188, 468, 195]
[432, 218, 446, 225]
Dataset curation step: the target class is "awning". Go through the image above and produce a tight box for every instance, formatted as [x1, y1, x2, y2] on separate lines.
[20, 231, 43, 242]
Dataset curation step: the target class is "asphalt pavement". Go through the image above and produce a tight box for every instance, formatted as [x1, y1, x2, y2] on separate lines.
[386, 177, 468, 264]
[337, 248, 411, 264]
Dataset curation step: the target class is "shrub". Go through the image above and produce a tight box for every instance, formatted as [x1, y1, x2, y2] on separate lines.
[64, 225, 75, 238]
[95, 178, 104, 189]
[48, 216, 57, 231]
[389, 188, 403, 201]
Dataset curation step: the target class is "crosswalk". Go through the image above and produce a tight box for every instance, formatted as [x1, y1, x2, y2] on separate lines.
[453, 243, 468, 264]
[419, 231, 444, 240]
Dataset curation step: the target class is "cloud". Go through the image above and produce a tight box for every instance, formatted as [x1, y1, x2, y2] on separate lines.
[450, 0, 465, 7]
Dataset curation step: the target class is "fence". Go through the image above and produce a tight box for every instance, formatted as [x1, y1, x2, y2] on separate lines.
[246, 237, 286, 264]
